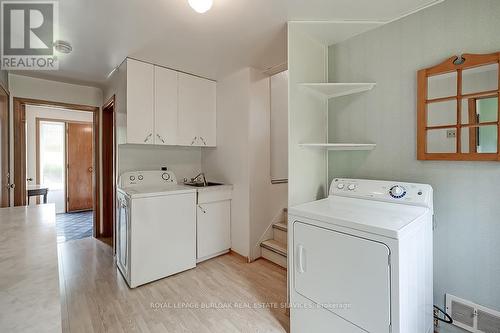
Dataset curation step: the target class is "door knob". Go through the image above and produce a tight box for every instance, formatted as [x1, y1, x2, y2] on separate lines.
[6, 183, 15, 189]
[88, 167, 93, 173]
[27, 178, 33, 182]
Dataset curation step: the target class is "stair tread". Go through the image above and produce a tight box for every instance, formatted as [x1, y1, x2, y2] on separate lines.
[272, 222, 288, 231]
[261, 239, 287, 256]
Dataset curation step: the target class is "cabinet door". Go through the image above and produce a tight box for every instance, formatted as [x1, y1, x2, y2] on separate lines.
[126, 59, 154, 144]
[178, 73, 216, 147]
[154, 66, 178, 145]
[197, 200, 230, 260]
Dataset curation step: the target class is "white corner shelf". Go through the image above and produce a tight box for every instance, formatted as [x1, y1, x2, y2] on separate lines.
[300, 83, 376, 99]
[299, 143, 376, 151]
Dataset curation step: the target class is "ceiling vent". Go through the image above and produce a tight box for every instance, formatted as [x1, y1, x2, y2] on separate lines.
[446, 294, 500, 333]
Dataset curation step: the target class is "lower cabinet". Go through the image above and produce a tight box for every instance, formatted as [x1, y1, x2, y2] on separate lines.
[197, 190, 231, 262]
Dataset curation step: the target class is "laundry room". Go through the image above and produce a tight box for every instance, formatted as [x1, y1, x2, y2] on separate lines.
[1, 1, 499, 333]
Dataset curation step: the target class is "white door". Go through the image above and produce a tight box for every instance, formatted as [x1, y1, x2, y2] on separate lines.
[293, 222, 391, 333]
[178, 73, 216, 147]
[154, 66, 178, 145]
[197, 200, 231, 259]
[126, 59, 154, 144]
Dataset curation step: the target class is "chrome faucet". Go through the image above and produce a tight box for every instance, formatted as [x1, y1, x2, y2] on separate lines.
[190, 173, 208, 186]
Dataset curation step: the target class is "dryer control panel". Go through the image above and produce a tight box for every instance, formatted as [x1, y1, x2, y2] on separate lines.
[330, 178, 433, 209]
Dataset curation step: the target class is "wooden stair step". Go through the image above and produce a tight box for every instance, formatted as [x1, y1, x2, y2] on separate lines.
[261, 239, 287, 257]
[272, 222, 287, 232]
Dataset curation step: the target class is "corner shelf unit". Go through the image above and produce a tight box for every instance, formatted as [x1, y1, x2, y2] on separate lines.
[300, 83, 376, 99]
[298, 143, 376, 151]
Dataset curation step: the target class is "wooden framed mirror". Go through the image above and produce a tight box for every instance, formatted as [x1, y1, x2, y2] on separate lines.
[417, 52, 500, 161]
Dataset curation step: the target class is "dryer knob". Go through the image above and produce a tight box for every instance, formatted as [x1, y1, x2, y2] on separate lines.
[390, 185, 406, 198]
[348, 184, 356, 191]
[337, 183, 345, 189]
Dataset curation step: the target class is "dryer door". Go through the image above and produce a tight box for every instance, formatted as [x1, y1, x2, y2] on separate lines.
[293, 221, 391, 333]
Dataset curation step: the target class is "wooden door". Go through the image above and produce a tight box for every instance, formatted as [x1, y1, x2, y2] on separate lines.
[126, 59, 154, 144]
[67, 123, 93, 212]
[0, 86, 9, 207]
[154, 66, 178, 145]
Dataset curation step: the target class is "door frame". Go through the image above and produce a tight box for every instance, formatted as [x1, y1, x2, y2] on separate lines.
[101, 95, 116, 248]
[13, 97, 100, 236]
[0, 84, 9, 207]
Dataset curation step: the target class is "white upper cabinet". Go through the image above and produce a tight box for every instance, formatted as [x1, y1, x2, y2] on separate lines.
[126, 59, 154, 144]
[154, 66, 178, 145]
[111, 58, 216, 147]
[178, 73, 217, 147]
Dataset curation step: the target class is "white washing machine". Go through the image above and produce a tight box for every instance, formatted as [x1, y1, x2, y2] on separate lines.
[288, 178, 434, 333]
[116, 170, 197, 288]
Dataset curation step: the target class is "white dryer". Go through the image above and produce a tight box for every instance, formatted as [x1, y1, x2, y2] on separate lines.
[288, 178, 433, 333]
[116, 170, 197, 288]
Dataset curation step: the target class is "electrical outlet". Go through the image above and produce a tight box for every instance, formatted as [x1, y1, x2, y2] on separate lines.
[446, 129, 456, 138]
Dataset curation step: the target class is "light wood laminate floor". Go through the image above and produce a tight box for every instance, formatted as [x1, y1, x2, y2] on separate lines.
[58, 238, 289, 333]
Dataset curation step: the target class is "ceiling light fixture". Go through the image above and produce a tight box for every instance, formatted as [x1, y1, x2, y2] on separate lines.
[188, 0, 213, 13]
[53, 40, 72, 54]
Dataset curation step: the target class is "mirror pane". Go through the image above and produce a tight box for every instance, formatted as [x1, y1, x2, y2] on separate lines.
[461, 125, 498, 153]
[462, 63, 498, 95]
[461, 96, 498, 124]
[427, 100, 457, 127]
[428, 72, 457, 99]
[427, 128, 457, 153]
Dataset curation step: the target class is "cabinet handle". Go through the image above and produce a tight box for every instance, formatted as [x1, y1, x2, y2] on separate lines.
[191, 136, 198, 145]
[144, 133, 152, 143]
[198, 205, 207, 214]
[200, 137, 207, 146]
[157, 134, 166, 144]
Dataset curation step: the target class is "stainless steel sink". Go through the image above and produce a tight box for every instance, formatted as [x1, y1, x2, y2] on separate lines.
[184, 182, 223, 188]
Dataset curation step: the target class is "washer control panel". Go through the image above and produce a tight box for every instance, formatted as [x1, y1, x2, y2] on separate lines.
[119, 169, 177, 187]
[330, 178, 433, 208]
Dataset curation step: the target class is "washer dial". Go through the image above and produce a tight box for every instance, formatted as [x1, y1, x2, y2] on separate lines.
[162, 172, 170, 181]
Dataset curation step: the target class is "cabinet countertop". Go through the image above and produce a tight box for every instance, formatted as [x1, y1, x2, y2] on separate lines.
[195, 184, 233, 193]
[0, 204, 61, 333]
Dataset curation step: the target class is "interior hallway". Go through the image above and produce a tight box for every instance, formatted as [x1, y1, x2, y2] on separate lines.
[58, 238, 289, 332]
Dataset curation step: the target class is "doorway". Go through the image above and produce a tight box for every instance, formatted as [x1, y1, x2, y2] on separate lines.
[36, 118, 95, 242]
[13, 98, 106, 242]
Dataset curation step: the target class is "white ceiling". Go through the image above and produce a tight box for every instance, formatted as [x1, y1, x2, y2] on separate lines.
[12, 0, 443, 87]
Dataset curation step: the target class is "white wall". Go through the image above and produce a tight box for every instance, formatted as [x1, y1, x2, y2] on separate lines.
[202, 67, 288, 260]
[26, 106, 93, 213]
[288, 22, 329, 207]
[9, 74, 102, 107]
[327, 1, 500, 332]
[202, 68, 251, 257]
